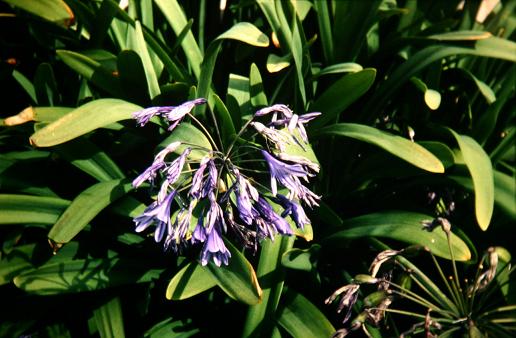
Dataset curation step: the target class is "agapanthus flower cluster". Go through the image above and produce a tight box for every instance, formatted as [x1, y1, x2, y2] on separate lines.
[131, 99, 321, 266]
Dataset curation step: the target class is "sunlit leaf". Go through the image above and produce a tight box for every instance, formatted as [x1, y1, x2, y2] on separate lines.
[315, 123, 445, 173]
[324, 211, 471, 261]
[30, 99, 141, 147]
[48, 179, 133, 243]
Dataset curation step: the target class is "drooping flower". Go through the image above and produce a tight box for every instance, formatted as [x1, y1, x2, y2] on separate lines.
[231, 168, 259, 225]
[255, 104, 293, 120]
[189, 156, 211, 199]
[132, 98, 207, 130]
[163, 98, 207, 131]
[261, 150, 320, 206]
[157, 147, 191, 202]
[254, 196, 293, 236]
[276, 194, 310, 229]
[134, 190, 176, 243]
[325, 283, 361, 324]
[164, 205, 193, 252]
[200, 221, 231, 266]
[250, 121, 292, 152]
[277, 152, 320, 174]
[132, 141, 182, 188]
[270, 111, 321, 143]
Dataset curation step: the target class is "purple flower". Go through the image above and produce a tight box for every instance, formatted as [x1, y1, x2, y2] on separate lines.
[276, 194, 310, 229]
[189, 156, 210, 199]
[164, 206, 192, 251]
[132, 98, 207, 130]
[270, 112, 321, 143]
[134, 190, 176, 242]
[255, 104, 293, 120]
[163, 98, 207, 131]
[200, 222, 231, 266]
[132, 141, 182, 188]
[261, 150, 320, 206]
[191, 216, 207, 244]
[157, 148, 191, 201]
[232, 168, 259, 225]
[254, 196, 293, 236]
[205, 193, 226, 233]
[251, 121, 292, 151]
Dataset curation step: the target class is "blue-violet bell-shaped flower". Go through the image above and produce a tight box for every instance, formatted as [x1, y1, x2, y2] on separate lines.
[276, 194, 310, 229]
[200, 222, 231, 266]
[134, 190, 176, 242]
[254, 196, 293, 236]
[132, 141, 182, 188]
[132, 98, 207, 130]
[261, 150, 320, 206]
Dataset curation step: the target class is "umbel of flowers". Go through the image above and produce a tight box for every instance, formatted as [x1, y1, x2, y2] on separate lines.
[131, 99, 320, 266]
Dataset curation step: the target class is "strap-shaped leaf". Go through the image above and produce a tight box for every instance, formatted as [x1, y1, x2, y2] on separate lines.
[166, 261, 217, 300]
[205, 240, 262, 305]
[314, 123, 445, 173]
[277, 289, 335, 338]
[93, 297, 126, 338]
[48, 179, 132, 243]
[0, 194, 70, 225]
[13, 257, 162, 295]
[309, 69, 376, 128]
[448, 129, 494, 230]
[324, 211, 471, 261]
[30, 99, 142, 147]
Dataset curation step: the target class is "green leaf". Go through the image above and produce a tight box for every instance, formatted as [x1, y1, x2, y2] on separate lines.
[153, 0, 203, 79]
[0, 244, 35, 285]
[157, 123, 212, 161]
[0, 194, 70, 225]
[48, 179, 132, 243]
[144, 318, 199, 338]
[281, 245, 320, 272]
[325, 211, 472, 261]
[34, 63, 59, 106]
[364, 37, 516, 122]
[426, 30, 492, 41]
[30, 99, 142, 147]
[3, 0, 73, 25]
[117, 50, 150, 106]
[12, 70, 37, 103]
[13, 257, 162, 295]
[448, 129, 494, 230]
[313, 0, 334, 64]
[56, 50, 122, 97]
[314, 123, 445, 173]
[242, 236, 294, 337]
[33, 107, 73, 122]
[205, 240, 262, 305]
[212, 94, 236, 148]
[309, 69, 376, 128]
[56, 137, 125, 182]
[93, 297, 125, 338]
[266, 53, 290, 73]
[249, 63, 268, 107]
[312, 62, 364, 78]
[197, 22, 269, 106]
[450, 170, 515, 220]
[129, 21, 161, 99]
[166, 261, 217, 300]
[277, 289, 335, 338]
